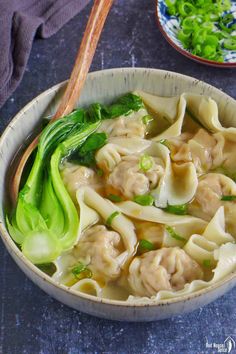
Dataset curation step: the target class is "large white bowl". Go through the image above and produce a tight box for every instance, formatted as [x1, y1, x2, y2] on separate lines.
[0, 68, 236, 321]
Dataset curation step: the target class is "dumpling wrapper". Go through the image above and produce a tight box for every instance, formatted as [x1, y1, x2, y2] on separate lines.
[184, 206, 234, 265]
[71, 278, 103, 298]
[137, 91, 236, 142]
[116, 200, 207, 245]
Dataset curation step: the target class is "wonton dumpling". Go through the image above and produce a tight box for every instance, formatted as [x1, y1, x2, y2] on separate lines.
[61, 163, 103, 201]
[95, 137, 151, 173]
[188, 173, 236, 237]
[75, 225, 124, 280]
[128, 242, 236, 302]
[188, 173, 234, 221]
[128, 248, 203, 297]
[107, 154, 164, 199]
[97, 108, 148, 138]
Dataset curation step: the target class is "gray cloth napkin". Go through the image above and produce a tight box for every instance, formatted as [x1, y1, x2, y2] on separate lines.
[0, 0, 90, 107]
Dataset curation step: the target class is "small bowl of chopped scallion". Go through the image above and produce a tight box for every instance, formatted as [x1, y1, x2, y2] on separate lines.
[156, 0, 236, 67]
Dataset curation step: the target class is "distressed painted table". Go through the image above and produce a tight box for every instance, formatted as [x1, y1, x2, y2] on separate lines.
[0, 1, 235, 353]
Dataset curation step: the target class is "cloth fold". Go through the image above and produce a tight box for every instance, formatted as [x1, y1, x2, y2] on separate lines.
[0, 0, 90, 107]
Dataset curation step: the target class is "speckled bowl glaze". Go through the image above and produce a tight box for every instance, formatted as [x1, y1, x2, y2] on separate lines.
[0, 68, 236, 321]
[156, 0, 236, 68]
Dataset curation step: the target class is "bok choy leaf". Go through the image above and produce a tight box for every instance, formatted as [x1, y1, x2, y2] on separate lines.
[7, 92, 145, 264]
[7, 109, 100, 264]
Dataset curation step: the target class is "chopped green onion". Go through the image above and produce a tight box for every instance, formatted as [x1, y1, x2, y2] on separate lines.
[221, 195, 236, 201]
[139, 154, 153, 172]
[133, 194, 154, 206]
[163, 204, 187, 215]
[138, 239, 155, 254]
[72, 262, 92, 280]
[166, 226, 186, 242]
[107, 194, 123, 202]
[223, 38, 236, 50]
[142, 115, 153, 125]
[159, 139, 170, 149]
[106, 211, 120, 226]
[203, 259, 211, 268]
[166, 0, 234, 62]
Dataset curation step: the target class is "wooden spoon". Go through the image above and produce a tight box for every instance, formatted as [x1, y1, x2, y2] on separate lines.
[11, 0, 113, 205]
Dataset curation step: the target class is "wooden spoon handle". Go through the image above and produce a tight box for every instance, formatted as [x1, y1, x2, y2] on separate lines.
[54, 0, 113, 119]
[11, 0, 113, 205]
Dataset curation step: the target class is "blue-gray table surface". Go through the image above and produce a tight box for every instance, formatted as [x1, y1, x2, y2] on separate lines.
[0, 1, 235, 353]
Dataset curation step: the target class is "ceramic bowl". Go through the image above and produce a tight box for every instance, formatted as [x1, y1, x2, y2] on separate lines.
[0, 68, 236, 321]
[156, 0, 236, 68]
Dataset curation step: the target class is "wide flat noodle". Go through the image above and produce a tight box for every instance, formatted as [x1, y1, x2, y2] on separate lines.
[202, 206, 234, 245]
[184, 207, 232, 264]
[116, 200, 207, 236]
[71, 278, 103, 297]
[79, 187, 137, 259]
[76, 188, 100, 238]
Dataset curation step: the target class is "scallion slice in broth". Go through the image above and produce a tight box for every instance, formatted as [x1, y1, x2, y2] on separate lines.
[166, 226, 186, 242]
[139, 154, 153, 172]
[133, 194, 154, 206]
[138, 239, 155, 254]
[163, 204, 187, 215]
[106, 211, 120, 226]
[221, 195, 236, 201]
[72, 262, 92, 280]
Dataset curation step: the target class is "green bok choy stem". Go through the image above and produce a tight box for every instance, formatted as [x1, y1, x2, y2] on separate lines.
[7, 93, 143, 265]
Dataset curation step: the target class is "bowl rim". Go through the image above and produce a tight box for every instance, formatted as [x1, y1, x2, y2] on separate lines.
[156, 0, 236, 68]
[0, 67, 236, 308]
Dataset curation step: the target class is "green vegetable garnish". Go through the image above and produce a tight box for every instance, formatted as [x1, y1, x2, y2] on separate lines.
[165, 0, 234, 62]
[133, 194, 154, 206]
[139, 154, 153, 172]
[221, 195, 236, 201]
[70, 132, 107, 167]
[163, 204, 187, 215]
[8, 109, 99, 263]
[107, 194, 123, 202]
[138, 239, 155, 254]
[203, 259, 212, 268]
[107, 93, 144, 118]
[106, 211, 120, 226]
[159, 139, 170, 149]
[142, 115, 153, 125]
[72, 262, 92, 280]
[7, 93, 144, 264]
[166, 226, 186, 242]
[223, 37, 236, 50]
